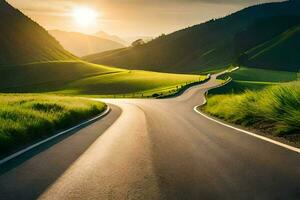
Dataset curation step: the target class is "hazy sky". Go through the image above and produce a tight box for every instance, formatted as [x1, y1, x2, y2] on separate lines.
[7, 0, 281, 37]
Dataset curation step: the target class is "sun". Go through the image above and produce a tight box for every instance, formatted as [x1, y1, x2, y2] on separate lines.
[72, 7, 98, 26]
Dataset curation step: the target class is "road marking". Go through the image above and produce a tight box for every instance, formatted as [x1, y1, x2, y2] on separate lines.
[194, 106, 300, 154]
[0, 106, 111, 165]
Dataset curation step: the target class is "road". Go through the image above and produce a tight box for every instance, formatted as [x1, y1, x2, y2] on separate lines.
[0, 74, 300, 200]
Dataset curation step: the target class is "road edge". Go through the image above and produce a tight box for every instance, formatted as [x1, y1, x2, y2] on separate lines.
[194, 102, 300, 154]
[0, 106, 111, 165]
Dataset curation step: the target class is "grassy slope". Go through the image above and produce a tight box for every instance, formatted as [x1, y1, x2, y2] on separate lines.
[0, 60, 205, 98]
[0, 61, 122, 91]
[0, 94, 106, 157]
[225, 67, 297, 82]
[210, 67, 298, 94]
[0, 1, 75, 65]
[204, 82, 300, 141]
[53, 70, 206, 97]
[244, 25, 300, 71]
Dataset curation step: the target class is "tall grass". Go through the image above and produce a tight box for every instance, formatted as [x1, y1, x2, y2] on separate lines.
[0, 94, 106, 157]
[204, 81, 300, 136]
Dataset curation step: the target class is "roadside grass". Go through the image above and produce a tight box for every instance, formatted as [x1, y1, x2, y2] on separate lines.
[0, 94, 106, 158]
[204, 82, 300, 139]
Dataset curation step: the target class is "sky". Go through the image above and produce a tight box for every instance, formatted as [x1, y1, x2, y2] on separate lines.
[7, 0, 281, 37]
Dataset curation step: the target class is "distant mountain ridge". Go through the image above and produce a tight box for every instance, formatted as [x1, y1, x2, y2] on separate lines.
[49, 30, 125, 57]
[94, 31, 127, 46]
[94, 31, 153, 45]
[0, 0, 75, 65]
[84, 0, 300, 73]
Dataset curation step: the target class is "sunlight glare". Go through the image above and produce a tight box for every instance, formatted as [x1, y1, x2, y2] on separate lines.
[72, 7, 98, 26]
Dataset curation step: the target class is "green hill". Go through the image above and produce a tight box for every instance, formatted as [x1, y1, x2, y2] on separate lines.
[0, 1, 75, 65]
[0, 61, 121, 91]
[242, 25, 300, 71]
[210, 67, 298, 95]
[0, 63, 205, 98]
[84, 0, 300, 73]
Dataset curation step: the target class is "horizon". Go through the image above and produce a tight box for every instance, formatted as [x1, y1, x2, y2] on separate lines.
[7, 0, 281, 38]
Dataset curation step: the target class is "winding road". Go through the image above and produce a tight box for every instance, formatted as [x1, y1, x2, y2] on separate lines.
[0, 73, 300, 200]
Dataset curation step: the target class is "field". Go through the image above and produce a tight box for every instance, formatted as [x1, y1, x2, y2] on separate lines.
[204, 82, 300, 141]
[51, 70, 206, 98]
[0, 94, 106, 157]
[221, 67, 297, 82]
[0, 61, 206, 98]
[210, 67, 298, 94]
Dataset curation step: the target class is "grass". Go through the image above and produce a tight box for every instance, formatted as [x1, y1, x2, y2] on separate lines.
[52, 70, 206, 98]
[1, 63, 206, 98]
[204, 82, 300, 140]
[244, 25, 300, 71]
[221, 67, 297, 82]
[0, 94, 106, 158]
[211, 67, 298, 94]
[0, 61, 122, 91]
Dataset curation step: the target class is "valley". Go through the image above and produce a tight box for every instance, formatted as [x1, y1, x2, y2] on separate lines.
[0, 0, 300, 199]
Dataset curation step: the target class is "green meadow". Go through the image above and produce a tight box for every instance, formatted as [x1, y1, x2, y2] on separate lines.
[0, 61, 206, 98]
[211, 67, 298, 94]
[51, 70, 206, 98]
[0, 94, 106, 157]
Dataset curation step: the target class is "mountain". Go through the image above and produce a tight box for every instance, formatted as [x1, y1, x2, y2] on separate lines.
[0, 0, 75, 65]
[49, 30, 125, 57]
[95, 31, 127, 46]
[84, 0, 300, 73]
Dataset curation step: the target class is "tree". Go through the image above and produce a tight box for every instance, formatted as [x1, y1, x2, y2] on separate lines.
[131, 39, 145, 47]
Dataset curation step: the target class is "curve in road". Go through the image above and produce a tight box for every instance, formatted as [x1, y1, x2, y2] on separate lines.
[1, 73, 300, 200]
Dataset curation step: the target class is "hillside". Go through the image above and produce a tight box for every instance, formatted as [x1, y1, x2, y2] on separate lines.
[0, 1, 75, 65]
[50, 30, 125, 57]
[242, 25, 300, 71]
[0, 61, 121, 91]
[0, 62, 205, 98]
[210, 67, 298, 95]
[84, 0, 300, 73]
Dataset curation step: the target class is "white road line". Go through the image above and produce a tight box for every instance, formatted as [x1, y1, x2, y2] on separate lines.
[0, 106, 111, 165]
[194, 106, 300, 154]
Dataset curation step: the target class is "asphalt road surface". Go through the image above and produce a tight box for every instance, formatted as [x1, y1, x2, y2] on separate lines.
[0, 74, 300, 200]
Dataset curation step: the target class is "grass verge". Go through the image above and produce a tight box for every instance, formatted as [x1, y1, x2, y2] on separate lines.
[204, 82, 300, 143]
[0, 94, 106, 158]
